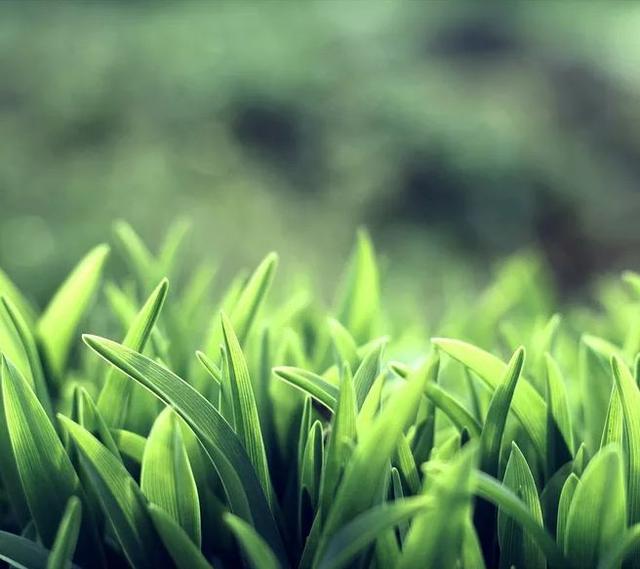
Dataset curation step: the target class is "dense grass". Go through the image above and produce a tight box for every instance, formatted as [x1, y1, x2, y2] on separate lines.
[0, 222, 638, 568]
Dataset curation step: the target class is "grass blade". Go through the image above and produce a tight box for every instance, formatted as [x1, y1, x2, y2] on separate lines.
[37, 244, 110, 377]
[141, 407, 201, 547]
[272, 367, 338, 411]
[224, 513, 281, 569]
[46, 497, 81, 569]
[0, 530, 53, 569]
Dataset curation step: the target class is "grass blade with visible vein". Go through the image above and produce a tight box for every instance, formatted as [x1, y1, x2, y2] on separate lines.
[273, 367, 338, 411]
[141, 407, 201, 547]
[432, 338, 546, 459]
[564, 445, 626, 568]
[82, 334, 287, 564]
[46, 496, 81, 569]
[556, 473, 579, 550]
[37, 244, 110, 377]
[59, 416, 168, 569]
[498, 442, 545, 569]
[97, 278, 168, 428]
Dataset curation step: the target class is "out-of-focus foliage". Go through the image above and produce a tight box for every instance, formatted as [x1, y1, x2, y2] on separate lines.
[2, 2, 640, 306]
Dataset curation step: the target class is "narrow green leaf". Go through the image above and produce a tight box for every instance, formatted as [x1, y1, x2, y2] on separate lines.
[598, 524, 640, 569]
[564, 445, 626, 568]
[141, 407, 201, 547]
[498, 442, 545, 569]
[556, 473, 579, 550]
[612, 356, 640, 529]
[544, 353, 574, 470]
[327, 319, 359, 372]
[335, 230, 380, 344]
[600, 384, 623, 449]
[82, 335, 286, 564]
[97, 278, 168, 428]
[113, 221, 157, 290]
[112, 429, 146, 464]
[395, 434, 421, 495]
[224, 514, 281, 569]
[38, 244, 110, 377]
[473, 471, 565, 567]
[59, 416, 167, 569]
[149, 505, 212, 569]
[47, 497, 81, 569]
[0, 267, 37, 325]
[480, 347, 525, 477]
[2, 358, 81, 548]
[432, 338, 547, 458]
[317, 497, 431, 569]
[230, 253, 278, 346]
[272, 367, 338, 411]
[352, 342, 384, 409]
[0, 530, 53, 569]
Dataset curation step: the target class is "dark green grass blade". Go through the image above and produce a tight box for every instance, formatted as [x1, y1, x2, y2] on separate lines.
[46, 497, 81, 569]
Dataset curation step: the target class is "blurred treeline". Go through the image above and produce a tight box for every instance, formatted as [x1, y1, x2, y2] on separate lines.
[1, 2, 640, 308]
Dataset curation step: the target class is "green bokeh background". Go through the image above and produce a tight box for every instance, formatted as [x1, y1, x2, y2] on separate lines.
[2, 2, 640, 308]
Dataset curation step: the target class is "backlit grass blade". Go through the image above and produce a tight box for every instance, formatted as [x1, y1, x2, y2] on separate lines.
[224, 514, 281, 569]
[47, 496, 81, 569]
[221, 313, 273, 505]
[612, 356, 640, 532]
[141, 407, 201, 547]
[320, 365, 357, 522]
[544, 353, 574, 469]
[480, 347, 525, 478]
[149, 505, 212, 569]
[600, 384, 623, 448]
[473, 471, 565, 567]
[272, 367, 338, 411]
[37, 244, 110, 377]
[74, 387, 121, 460]
[432, 338, 546, 458]
[82, 334, 287, 564]
[397, 444, 477, 569]
[327, 318, 359, 372]
[1, 297, 54, 421]
[0, 530, 53, 569]
[113, 221, 157, 290]
[394, 434, 420, 495]
[1, 357, 82, 548]
[316, 359, 431, 561]
[556, 473, 579, 550]
[317, 497, 431, 569]
[59, 416, 169, 569]
[564, 445, 626, 568]
[0, 267, 37, 325]
[112, 429, 146, 463]
[352, 342, 384, 410]
[334, 230, 380, 345]
[229, 252, 278, 346]
[97, 278, 168, 428]
[498, 443, 545, 569]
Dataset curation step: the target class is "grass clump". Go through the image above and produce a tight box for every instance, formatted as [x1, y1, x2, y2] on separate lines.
[0, 221, 639, 568]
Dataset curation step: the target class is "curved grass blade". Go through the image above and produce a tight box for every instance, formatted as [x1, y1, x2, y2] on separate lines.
[600, 384, 623, 449]
[598, 524, 640, 569]
[82, 335, 286, 564]
[395, 434, 420, 495]
[141, 407, 201, 547]
[544, 353, 574, 472]
[230, 252, 278, 347]
[38, 244, 110, 377]
[224, 513, 281, 569]
[498, 442, 545, 569]
[352, 342, 384, 409]
[334, 230, 380, 345]
[480, 347, 525, 477]
[1, 357, 83, 548]
[97, 278, 168, 428]
[0, 267, 37, 325]
[221, 313, 273, 505]
[612, 356, 640, 534]
[556, 473, 579, 549]
[1, 297, 54, 422]
[59, 416, 168, 569]
[564, 445, 626, 568]
[149, 505, 212, 569]
[47, 496, 81, 569]
[432, 338, 546, 458]
[473, 471, 565, 567]
[113, 221, 157, 290]
[112, 429, 146, 463]
[327, 318, 359, 372]
[272, 367, 338, 411]
[0, 530, 53, 569]
[317, 497, 431, 569]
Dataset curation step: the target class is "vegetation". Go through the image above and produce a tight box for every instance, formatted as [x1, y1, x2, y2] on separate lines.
[0, 222, 639, 568]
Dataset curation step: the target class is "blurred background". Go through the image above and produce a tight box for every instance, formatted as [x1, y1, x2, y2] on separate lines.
[2, 1, 640, 312]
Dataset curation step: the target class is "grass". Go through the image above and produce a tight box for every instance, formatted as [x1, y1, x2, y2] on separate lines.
[0, 221, 638, 569]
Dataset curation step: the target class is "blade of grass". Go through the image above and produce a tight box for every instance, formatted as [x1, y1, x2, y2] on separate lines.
[46, 496, 81, 569]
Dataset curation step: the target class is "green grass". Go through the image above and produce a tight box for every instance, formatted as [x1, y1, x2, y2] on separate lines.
[0, 221, 639, 568]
